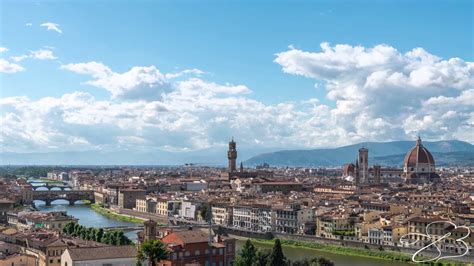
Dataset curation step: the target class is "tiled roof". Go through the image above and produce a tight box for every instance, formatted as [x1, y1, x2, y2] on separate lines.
[67, 246, 137, 261]
[162, 230, 210, 245]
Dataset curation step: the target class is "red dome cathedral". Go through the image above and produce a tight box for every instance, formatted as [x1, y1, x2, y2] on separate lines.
[403, 137, 440, 184]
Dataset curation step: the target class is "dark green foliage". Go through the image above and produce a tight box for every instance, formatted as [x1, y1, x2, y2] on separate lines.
[254, 249, 270, 266]
[199, 204, 211, 222]
[288, 256, 335, 266]
[332, 230, 355, 236]
[62, 222, 131, 246]
[137, 239, 169, 266]
[95, 228, 104, 242]
[267, 239, 286, 266]
[235, 239, 257, 266]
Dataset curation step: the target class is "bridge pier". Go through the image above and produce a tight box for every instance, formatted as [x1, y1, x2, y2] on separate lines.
[45, 199, 52, 206]
[69, 200, 75, 206]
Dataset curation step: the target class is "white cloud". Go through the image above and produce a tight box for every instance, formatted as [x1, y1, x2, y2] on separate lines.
[26, 23, 33, 26]
[0, 47, 8, 53]
[1, 43, 472, 154]
[9, 49, 57, 63]
[30, 49, 57, 60]
[11, 55, 28, 62]
[0, 58, 25, 73]
[275, 42, 473, 143]
[40, 22, 62, 34]
[61, 62, 210, 100]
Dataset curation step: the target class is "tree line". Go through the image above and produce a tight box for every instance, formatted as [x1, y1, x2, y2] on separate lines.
[62, 222, 132, 246]
[235, 239, 334, 266]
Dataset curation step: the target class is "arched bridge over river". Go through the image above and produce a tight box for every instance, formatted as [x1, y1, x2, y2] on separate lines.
[31, 183, 72, 190]
[32, 190, 95, 206]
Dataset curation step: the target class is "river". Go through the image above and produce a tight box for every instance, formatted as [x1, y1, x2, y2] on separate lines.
[31, 180, 140, 241]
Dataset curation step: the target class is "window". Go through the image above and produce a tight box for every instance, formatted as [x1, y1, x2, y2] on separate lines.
[58, 259, 61, 263]
[50, 259, 53, 263]
[185, 251, 190, 256]
[195, 250, 200, 256]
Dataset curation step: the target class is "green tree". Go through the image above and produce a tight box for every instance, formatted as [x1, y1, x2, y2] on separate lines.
[62, 222, 75, 235]
[315, 257, 334, 266]
[235, 239, 257, 266]
[199, 205, 211, 222]
[72, 223, 82, 237]
[137, 239, 169, 266]
[254, 249, 271, 266]
[291, 257, 334, 266]
[95, 228, 104, 242]
[267, 239, 286, 266]
[78, 226, 88, 239]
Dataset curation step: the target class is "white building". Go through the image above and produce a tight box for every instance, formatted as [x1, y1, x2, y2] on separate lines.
[179, 201, 197, 220]
[233, 205, 258, 231]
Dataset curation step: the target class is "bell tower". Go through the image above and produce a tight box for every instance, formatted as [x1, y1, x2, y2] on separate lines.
[144, 219, 157, 241]
[228, 137, 237, 172]
[358, 147, 369, 184]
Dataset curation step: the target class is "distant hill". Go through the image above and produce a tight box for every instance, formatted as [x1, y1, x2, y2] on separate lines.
[244, 140, 474, 167]
[373, 151, 474, 167]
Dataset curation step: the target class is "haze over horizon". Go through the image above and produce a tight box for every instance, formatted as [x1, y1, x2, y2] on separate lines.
[1, 1, 473, 163]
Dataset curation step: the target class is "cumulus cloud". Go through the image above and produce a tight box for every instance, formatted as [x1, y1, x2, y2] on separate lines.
[11, 55, 28, 62]
[0, 58, 25, 73]
[8, 49, 57, 63]
[61, 62, 211, 100]
[40, 22, 62, 34]
[30, 49, 57, 60]
[0, 47, 8, 53]
[1, 43, 472, 154]
[275, 42, 474, 143]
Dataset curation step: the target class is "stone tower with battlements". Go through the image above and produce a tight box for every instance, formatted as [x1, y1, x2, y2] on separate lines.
[358, 147, 369, 184]
[228, 138, 237, 173]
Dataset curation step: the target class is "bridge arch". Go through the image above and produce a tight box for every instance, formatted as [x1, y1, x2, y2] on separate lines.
[32, 190, 95, 206]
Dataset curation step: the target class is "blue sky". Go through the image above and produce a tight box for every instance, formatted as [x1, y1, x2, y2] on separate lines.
[0, 0, 473, 163]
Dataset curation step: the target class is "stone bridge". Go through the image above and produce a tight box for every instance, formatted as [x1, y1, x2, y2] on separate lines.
[31, 183, 72, 190]
[32, 190, 95, 206]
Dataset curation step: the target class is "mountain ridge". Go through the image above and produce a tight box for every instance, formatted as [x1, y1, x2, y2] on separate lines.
[244, 140, 474, 167]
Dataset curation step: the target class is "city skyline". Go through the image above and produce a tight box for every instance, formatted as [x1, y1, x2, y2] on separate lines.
[1, 0, 473, 164]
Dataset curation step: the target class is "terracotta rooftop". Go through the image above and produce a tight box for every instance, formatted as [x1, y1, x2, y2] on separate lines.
[66, 246, 137, 260]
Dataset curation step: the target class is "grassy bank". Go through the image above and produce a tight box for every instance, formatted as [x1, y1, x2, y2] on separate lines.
[238, 237, 470, 266]
[90, 204, 144, 224]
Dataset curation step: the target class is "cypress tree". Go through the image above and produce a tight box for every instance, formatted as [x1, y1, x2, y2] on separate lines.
[267, 239, 286, 266]
[235, 239, 257, 266]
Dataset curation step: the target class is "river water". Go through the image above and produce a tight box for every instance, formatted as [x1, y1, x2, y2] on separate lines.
[31, 180, 141, 240]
